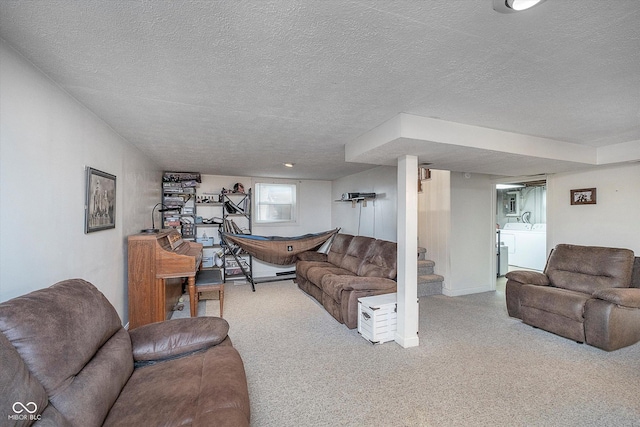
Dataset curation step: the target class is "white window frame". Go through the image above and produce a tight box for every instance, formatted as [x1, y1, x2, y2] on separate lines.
[253, 181, 298, 224]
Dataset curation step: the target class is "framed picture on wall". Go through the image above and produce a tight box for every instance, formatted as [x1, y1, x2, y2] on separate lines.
[570, 188, 596, 205]
[85, 167, 116, 233]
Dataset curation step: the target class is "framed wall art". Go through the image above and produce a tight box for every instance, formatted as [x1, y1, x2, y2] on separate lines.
[85, 167, 116, 233]
[570, 188, 596, 205]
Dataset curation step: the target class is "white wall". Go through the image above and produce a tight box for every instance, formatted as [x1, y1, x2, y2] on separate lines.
[197, 174, 332, 278]
[0, 40, 161, 323]
[419, 170, 494, 296]
[419, 169, 451, 284]
[449, 172, 494, 295]
[331, 166, 397, 241]
[547, 163, 640, 254]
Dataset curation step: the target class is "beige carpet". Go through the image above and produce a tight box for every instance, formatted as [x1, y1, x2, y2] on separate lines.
[170, 290, 222, 318]
[174, 280, 640, 426]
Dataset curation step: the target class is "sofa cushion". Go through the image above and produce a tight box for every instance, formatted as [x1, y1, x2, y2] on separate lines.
[306, 266, 355, 287]
[339, 236, 375, 274]
[358, 239, 397, 279]
[321, 274, 396, 302]
[326, 234, 355, 266]
[103, 341, 250, 427]
[296, 260, 333, 281]
[0, 279, 133, 426]
[546, 244, 634, 294]
[521, 285, 591, 322]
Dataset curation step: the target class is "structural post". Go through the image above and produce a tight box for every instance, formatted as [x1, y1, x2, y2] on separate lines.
[395, 155, 420, 348]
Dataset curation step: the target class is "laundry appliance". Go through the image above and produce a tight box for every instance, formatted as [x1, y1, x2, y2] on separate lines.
[500, 223, 547, 271]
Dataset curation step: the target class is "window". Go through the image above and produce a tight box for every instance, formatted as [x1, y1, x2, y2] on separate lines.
[254, 182, 297, 224]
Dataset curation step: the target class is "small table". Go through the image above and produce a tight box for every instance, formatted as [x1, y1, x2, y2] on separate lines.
[189, 269, 224, 318]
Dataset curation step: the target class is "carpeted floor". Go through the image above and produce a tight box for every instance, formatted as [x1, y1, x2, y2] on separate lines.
[174, 280, 640, 426]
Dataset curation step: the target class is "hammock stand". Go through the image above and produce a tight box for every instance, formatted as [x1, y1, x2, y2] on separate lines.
[219, 228, 339, 291]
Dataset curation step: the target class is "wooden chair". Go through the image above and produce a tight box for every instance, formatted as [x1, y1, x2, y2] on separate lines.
[189, 269, 224, 318]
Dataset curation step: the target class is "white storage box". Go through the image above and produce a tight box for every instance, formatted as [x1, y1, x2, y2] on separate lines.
[358, 293, 397, 344]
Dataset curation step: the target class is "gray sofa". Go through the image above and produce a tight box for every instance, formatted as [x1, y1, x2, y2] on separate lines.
[296, 233, 397, 329]
[0, 279, 250, 426]
[506, 244, 640, 351]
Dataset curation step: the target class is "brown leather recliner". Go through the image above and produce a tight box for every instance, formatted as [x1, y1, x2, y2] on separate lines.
[0, 279, 250, 426]
[506, 244, 640, 351]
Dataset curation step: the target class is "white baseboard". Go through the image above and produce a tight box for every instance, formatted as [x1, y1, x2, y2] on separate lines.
[394, 333, 419, 348]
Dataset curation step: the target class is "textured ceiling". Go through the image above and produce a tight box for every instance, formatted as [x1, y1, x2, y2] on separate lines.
[1, 1, 639, 179]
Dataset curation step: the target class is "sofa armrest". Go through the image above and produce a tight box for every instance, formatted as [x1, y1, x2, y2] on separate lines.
[592, 288, 640, 309]
[505, 270, 550, 286]
[129, 317, 229, 363]
[296, 251, 327, 262]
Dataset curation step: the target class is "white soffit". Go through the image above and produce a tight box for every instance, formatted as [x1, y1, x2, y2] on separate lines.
[346, 114, 640, 176]
[597, 140, 640, 165]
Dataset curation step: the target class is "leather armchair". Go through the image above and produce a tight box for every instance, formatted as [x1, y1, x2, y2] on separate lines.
[0, 279, 250, 426]
[506, 244, 640, 351]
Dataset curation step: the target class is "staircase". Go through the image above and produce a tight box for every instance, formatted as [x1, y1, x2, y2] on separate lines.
[417, 247, 444, 297]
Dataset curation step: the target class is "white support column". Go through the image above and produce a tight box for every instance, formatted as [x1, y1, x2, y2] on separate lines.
[395, 155, 420, 348]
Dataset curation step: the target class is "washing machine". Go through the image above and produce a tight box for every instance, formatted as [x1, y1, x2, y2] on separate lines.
[500, 223, 546, 270]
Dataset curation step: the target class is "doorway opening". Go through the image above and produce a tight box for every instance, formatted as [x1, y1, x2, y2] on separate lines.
[494, 178, 547, 293]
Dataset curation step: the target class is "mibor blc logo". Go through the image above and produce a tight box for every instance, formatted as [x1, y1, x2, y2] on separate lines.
[8, 401, 41, 421]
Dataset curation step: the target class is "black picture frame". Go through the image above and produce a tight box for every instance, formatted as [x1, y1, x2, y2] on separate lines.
[85, 167, 116, 233]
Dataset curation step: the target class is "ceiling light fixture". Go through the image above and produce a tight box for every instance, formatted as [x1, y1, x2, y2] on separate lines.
[493, 0, 546, 13]
[283, 163, 295, 168]
[496, 183, 526, 189]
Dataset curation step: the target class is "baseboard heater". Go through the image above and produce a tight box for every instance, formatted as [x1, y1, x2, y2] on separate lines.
[276, 270, 296, 276]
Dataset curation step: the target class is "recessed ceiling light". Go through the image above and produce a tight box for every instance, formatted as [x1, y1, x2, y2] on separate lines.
[283, 163, 295, 168]
[493, 0, 546, 13]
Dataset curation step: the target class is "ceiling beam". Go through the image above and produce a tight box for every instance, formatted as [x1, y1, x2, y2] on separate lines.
[346, 113, 598, 174]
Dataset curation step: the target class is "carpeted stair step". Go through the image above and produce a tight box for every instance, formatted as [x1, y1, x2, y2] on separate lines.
[418, 259, 435, 276]
[417, 247, 427, 260]
[417, 273, 444, 297]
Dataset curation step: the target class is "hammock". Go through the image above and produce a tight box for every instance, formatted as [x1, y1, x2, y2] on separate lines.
[220, 228, 339, 266]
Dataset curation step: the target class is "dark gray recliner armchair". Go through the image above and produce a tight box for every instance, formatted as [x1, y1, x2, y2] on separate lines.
[506, 244, 640, 351]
